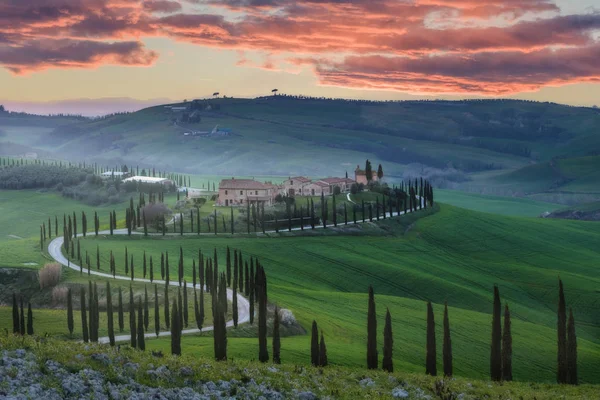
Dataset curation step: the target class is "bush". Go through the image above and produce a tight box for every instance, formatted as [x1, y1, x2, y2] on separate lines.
[39, 263, 62, 289]
[51, 286, 69, 306]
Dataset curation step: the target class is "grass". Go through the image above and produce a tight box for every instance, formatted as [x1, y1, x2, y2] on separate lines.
[70, 204, 600, 383]
[435, 189, 562, 217]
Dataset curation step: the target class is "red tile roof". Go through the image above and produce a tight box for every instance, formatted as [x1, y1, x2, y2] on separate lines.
[289, 176, 311, 183]
[318, 177, 347, 184]
[219, 179, 272, 190]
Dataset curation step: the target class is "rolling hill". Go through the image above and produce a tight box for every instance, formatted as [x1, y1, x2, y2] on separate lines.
[1, 98, 599, 204]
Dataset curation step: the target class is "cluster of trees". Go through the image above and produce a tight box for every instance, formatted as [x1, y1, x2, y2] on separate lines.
[11, 294, 33, 336]
[364, 281, 578, 384]
[0, 163, 90, 189]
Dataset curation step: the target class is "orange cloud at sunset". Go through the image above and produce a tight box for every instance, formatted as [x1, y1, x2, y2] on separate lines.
[0, 0, 599, 95]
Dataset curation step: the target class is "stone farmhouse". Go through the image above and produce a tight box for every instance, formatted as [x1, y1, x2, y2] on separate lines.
[216, 178, 279, 207]
[355, 165, 381, 185]
[281, 176, 355, 197]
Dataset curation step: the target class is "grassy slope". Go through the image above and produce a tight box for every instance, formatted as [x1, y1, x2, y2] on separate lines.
[435, 189, 562, 217]
[71, 205, 600, 383]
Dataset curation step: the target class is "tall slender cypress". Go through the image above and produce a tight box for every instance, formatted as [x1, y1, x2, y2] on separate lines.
[107, 282, 115, 346]
[557, 279, 567, 383]
[118, 287, 124, 332]
[137, 298, 145, 350]
[12, 293, 21, 334]
[178, 287, 183, 333]
[154, 285, 160, 336]
[164, 284, 170, 329]
[183, 281, 189, 328]
[20, 297, 25, 335]
[67, 288, 74, 335]
[490, 285, 502, 381]
[382, 308, 393, 372]
[502, 304, 512, 381]
[81, 288, 89, 342]
[144, 285, 150, 330]
[273, 306, 281, 364]
[367, 285, 378, 369]
[226, 246, 231, 287]
[129, 286, 137, 348]
[425, 301, 437, 376]
[26, 303, 33, 335]
[567, 307, 578, 385]
[443, 302, 452, 377]
[171, 300, 181, 355]
[232, 283, 238, 328]
[319, 331, 328, 367]
[311, 320, 319, 366]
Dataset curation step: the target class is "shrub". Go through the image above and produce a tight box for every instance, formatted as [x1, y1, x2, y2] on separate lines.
[39, 263, 62, 289]
[51, 286, 69, 305]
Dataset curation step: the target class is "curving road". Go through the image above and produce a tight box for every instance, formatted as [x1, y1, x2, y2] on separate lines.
[47, 196, 424, 343]
[48, 233, 250, 344]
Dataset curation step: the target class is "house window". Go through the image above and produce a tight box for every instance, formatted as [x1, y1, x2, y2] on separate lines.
[240, 199, 243, 204]
[255, 191, 258, 195]
[291, 180, 293, 185]
[240, 190, 243, 195]
[225, 190, 228, 195]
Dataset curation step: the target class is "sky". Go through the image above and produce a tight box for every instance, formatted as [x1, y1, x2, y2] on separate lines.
[1, 0, 600, 114]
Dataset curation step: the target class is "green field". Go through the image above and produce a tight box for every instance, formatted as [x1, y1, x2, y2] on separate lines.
[68, 204, 600, 383]
[435, 189, 562, 217]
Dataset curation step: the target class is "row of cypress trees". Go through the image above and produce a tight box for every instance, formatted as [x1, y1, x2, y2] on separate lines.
[11, 294, 33, 336]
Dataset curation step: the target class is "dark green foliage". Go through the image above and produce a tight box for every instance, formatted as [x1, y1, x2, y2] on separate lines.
[491, 285, 502, 381]
[502, 304, 512, 381]
[144, 285, 149, 330]
[130, 254, 134, 281]
[137, 298, 145, 351]
[557, 279, 567, 384]
[226, 246, 231, 287]
[382, 308, 393, 372]
[170, 300, 181, 355]
[12, 293, 19, 334]
[177, 288, 183, 333]
[107, 282, 115, 346]
[567, 308, 578, 385]
[26, 303, 33, 335]
[20, 297, 25, 335]
[81, 288, 89, 343]
[443, 302, 452, 377]
[143, 251, 147, 278]
[178, 246, 184, 286]
[367, 285, 378, 370]
[164, 284, 170, 329]
[67, 288, 74, 335]
[319, 331, 328, 367]
[273, 306, 281, 364]
[232, 283, 238, 328]
[199, 285, 205, 330]
[183, 281, 189, 328]
[118, 287, 124, 333]
[160, 253, 165, 281]
[311, 320, 319, 366]
[154, 285, 160, 337]
[129, 286, 137, 348]
[426, 301, 437, 376]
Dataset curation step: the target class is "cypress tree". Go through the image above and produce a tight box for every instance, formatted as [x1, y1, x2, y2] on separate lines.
[165, 252, 170, 286]
[12, 293, 19, 334]
[232, 283, 238, 328]
[178, 287, 183, 333]
[311, 320, 319, 366]
[106, 282, 115, 346]
[557, 279, 567, 384]
[567, 307, 578, 385]
[81, 288, 89, 343]
[19, 297, 25, 335]
[26, 303, 33, 335]
[137, 298, 145, 351]
[161, 253, 165, 280]
[245, 262, 250, 296]
[192, 259, 197, 288]
[193, 287, 201, 330]
[367, 285, 378, 369]
[178, 246, 184, 286]
[130, 254, 134, 281]
[238, 253, 244, 293]
[171, 299, 181, 355]
[144, 285, 149, 330]
[344, 202, 348, 225]
[226, 246, 231, 287]
[502, 304, 512, 382]
[273, 306, 281, 364]
[143, 251, 147, 278]
[179, 212, 183, 235]
[67, 288, 74, 335]
[490, 285, 502, 381]
[125, 247, 129, 275]
[129, 286, 137, 348]
[199, 284, 205, 330]
[143, 211, 148, 236]
[154, 285, 160, 336]
[183, 281, 189, 327]
[443, 302, 452, 377]
[118, 287, 124, 332]
[382, 308, 393, 372]
[96, 245, 100, 270]
[164, 284, 170, 329]
[319, 331, 328, 367]
[426, 301, 437, 376]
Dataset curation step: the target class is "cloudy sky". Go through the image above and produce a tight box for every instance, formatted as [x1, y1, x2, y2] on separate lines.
[1, 0, 600, 112]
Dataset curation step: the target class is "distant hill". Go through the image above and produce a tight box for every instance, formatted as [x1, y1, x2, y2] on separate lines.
[1, 97, 599, 203]
[545, 201, 600, 221]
